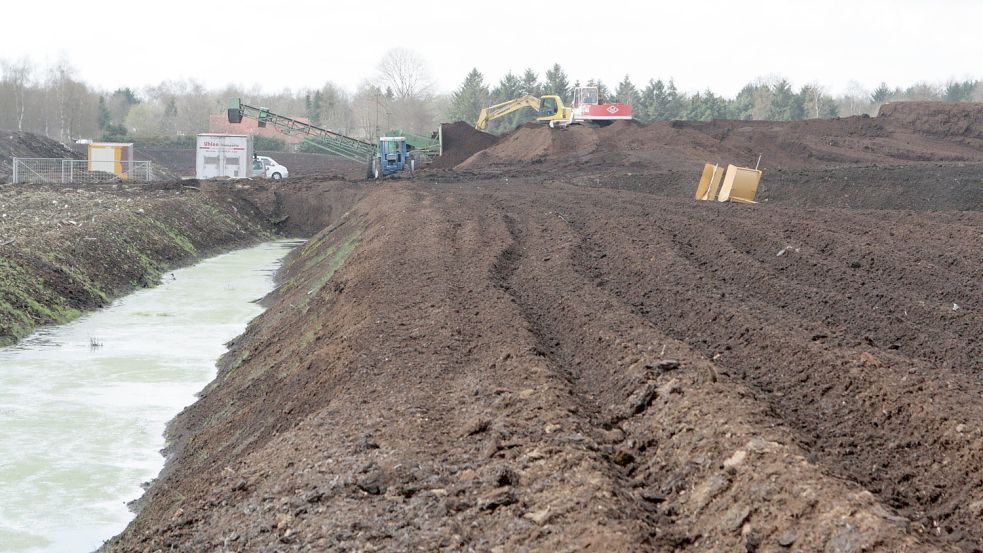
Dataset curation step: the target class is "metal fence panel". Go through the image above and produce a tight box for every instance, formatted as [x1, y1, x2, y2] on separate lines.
[10, 158, 154, 184]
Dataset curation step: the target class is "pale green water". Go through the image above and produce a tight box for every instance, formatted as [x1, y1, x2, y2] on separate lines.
[0, 240, 298, 552]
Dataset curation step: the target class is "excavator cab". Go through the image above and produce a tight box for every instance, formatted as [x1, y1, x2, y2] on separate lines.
[539, 97, 559, 116]
[572, 87, 599, 107]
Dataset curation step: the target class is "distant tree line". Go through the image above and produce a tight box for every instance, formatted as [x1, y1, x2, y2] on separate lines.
[1, 53, 980, 146]
[450, 64, 983, 134]
[0, 49, 446, 146]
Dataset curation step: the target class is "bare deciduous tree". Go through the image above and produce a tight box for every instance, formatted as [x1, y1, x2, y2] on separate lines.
[317, 82, 353, 133]
[802, 82, 828, 118]
[48, 59, 90, 141]
[1, 58, 33, 131]
[349, 83, 383, 139]
[177, 81, 217, 135]
[375, 48, 434, 100]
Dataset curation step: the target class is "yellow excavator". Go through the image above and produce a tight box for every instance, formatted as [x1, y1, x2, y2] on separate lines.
[475, 95, 565, 130]
[475, 87, 633, 130]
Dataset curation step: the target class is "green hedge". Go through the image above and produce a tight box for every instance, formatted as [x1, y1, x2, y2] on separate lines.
[253, 135, 286, 152]
[297, 137, 334, 154]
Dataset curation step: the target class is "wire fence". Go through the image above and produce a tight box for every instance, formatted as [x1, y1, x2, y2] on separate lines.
[10, 158, 155, 184]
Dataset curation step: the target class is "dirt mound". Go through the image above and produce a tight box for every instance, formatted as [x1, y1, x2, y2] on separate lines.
[0, 131, 184, 182]
[453, 103, 983, 172]
[110, 179, 983, 551]
[878, 101, 983, 138]
[429, 122, 498, 169]
[0, 131, 82, 182]
[457, 122, 605, 170]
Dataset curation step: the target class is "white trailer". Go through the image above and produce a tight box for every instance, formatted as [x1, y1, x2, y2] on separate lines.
[195, 134, 252, 179]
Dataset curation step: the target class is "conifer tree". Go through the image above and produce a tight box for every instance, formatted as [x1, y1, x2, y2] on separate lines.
[729, 84, 756, 120]
[449, 68, 490, 124]
[649, 79, 670, 120]
[311, 90, 323, 125]
[520, 68, 540, 97]
[97, 96, 110, 131]
[489, 71, 526, 132]
[613, 75, 641, 107]
[665, 79, 683, 120]
[871, 82, 892, 104]
[767, 79, 805, 120]
[544, 63, 570, 100]
[586, 78, 610, 101]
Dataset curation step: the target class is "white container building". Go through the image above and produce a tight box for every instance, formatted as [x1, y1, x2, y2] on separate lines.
[195, 134, 252, 179]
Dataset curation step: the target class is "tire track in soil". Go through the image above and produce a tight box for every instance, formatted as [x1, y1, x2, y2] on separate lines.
[688, 209, 983, 375]
[552, 187, 983, 550]
[485, 192, 935, 551]
[488, 206, 664, 549]
[107, 180, 977, 552]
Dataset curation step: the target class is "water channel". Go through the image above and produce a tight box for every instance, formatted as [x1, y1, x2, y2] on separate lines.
[0, 240, 297, 552]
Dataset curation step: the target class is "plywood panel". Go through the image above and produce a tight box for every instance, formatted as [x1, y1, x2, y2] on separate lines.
[718, 165, 762, 203]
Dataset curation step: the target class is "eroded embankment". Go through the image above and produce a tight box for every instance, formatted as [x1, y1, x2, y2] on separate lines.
[210, 179, 366, 238]
[0, 179, 368, 346]
[109, 180, 982, 552]
[0, 183, 273, 346]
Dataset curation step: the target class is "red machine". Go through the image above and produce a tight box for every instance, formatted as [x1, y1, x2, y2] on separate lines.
[569, 86, 633, 124]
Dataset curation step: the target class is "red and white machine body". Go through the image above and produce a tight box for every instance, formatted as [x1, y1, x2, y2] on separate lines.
[571, 86, 633, 122]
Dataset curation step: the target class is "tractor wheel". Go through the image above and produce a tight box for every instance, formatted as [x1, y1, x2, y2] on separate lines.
[271, 172, 282, 181]
[409, 158, 416, 178]
[365, 161, 374, 180]
[372, 158, 381, 180]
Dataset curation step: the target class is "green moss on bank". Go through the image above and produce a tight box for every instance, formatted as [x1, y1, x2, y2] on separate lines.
[304, 231, 359, 301]
[146, 218, 199, 256]
[0, 257, 86, 346]
[221, 226, 360, 383]
[0, 193, 271, 347]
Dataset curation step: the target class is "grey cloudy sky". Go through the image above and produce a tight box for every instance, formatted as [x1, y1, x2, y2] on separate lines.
[3, 0, 980, 96]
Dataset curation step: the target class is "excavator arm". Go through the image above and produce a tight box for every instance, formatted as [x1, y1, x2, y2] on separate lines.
[475, 95, 542, 131]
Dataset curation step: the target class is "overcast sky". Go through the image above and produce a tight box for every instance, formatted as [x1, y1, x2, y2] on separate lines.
[3, 0, 980, 97]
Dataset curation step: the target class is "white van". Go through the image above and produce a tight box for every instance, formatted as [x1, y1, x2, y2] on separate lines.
[252, 156, 289, 180]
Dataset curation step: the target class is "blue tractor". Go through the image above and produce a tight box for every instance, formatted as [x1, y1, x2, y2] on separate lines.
[227, 98, 425, 181]
[369, 136, 415, 179]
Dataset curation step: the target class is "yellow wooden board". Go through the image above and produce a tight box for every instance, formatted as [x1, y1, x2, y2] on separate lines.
[695, 163, 724, 200]
[717, 165, 762, 203]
